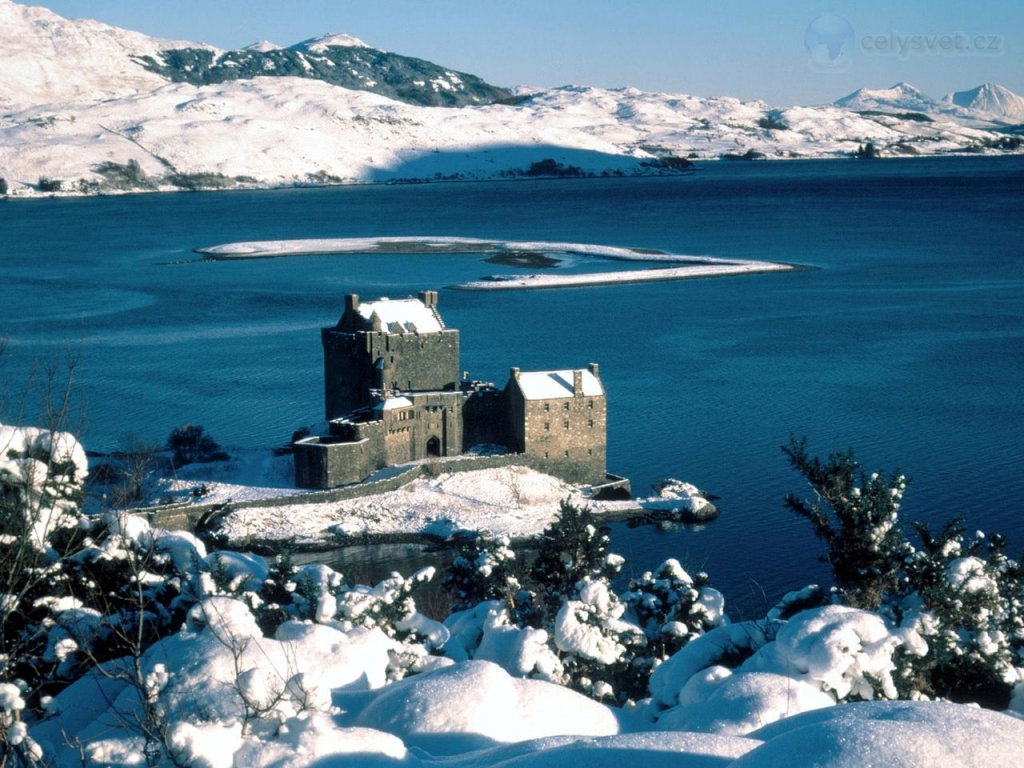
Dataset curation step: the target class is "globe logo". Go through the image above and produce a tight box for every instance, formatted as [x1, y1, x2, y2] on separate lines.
[805, 15, 855, 71]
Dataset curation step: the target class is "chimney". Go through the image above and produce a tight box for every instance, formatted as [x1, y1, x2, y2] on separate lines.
[510, 366, 521, 381]
[573, 369, 583, 396]
[588, 362, 600, 378]
[345, 294, 360, 313]
[419, 289, 438, 309]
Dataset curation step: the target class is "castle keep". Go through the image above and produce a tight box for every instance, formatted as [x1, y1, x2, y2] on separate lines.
[293, 291, 607, 489]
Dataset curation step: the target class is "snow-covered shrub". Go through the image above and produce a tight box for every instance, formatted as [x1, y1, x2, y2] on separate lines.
[443, 531, 519, 612]
[0, 423, 87, 551]
[441, 505, 727, 704]
[2, 424, 91, 703]
[894, 518, 1024, 707]
[335, 568, 449, 680]
[528, 500, 622, 618]
[552, 577, 647, 701]
[622, 558, 726, 659]
[767, 584, 828, 621]
[784, 439, 1024, 708]
[1, 680, 43, 765]
[783, 437, 907, 610]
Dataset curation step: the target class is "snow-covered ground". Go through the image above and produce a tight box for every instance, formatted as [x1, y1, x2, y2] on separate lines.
[27, 557, 1024, 768]
[160, 451, 713, 548]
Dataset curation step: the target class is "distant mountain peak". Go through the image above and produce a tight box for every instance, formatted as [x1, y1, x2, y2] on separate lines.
[943, 82, 1024, 120]
[834, 82, 941, 113]
[244, 40, 282, 52]
[292, 33, 371, 52]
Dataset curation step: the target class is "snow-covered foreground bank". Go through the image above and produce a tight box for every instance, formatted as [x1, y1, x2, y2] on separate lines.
[7, 423, 1024, 767]
[196, 236, 795, 291]
[28, 562, 1024, 767]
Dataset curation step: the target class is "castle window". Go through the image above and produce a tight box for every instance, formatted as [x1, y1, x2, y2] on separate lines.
[588, 419, 594, 428]
[563, 402, 569, 411]
[544, 403, 550, 412]
[544, 422, 550, 431]
[564, 450, 569, 457]
[563, 420, 569, 429]
[588, 400, 594, 409]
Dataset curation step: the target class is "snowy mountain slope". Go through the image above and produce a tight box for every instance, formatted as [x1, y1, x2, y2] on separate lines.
[133, 32, 514, 108]
[944, 83, 1024, 121]
[0, 0, 201, 108]
[1, 78, 1016, 196]
[0, 0, 1021, 197]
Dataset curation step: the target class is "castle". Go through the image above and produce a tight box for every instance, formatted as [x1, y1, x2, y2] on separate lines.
[293, 291, 608, 489]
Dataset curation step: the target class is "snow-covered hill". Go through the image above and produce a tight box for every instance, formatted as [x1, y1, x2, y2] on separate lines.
[0, 0, 1021, 198]
[944, 83, 1024, 122]
[0, 0, 201, 108]
[833, 82, 946, 114]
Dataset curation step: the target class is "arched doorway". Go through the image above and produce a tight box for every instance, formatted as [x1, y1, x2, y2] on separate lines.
[426, 436, 441, 457]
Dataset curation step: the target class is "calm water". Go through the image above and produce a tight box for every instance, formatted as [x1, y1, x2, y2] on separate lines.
[2, 156, 1022, 618]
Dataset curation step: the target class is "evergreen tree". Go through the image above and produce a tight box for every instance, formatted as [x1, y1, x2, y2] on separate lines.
[529, 500, 621, 617]
[783, 436, 907, 609]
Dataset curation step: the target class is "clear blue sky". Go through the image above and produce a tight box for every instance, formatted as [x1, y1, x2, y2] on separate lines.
[33, 0, 1024, 104]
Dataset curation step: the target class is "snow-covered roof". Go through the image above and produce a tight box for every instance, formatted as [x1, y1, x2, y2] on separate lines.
[374, 397, 413, 411]
[515, 370, 603, 400]
[358, 298, 443, 334]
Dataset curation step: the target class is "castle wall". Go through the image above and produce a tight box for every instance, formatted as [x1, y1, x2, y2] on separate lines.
[302, 292, 612, 491]
[294, 436, 378, 489]
[462, 387, 508, 449]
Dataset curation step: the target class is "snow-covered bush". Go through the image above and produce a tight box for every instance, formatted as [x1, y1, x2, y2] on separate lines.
[552, 577, 647, 700]
[442, 503, 726, 703]
[442, 531, 518, 612]
[623, 558, 725, 659]
[894, 519, 1024, 707]
[0, 423, 87, 550]
[335, 568, 450, 680]
[528, 500, 622, 618]
[784, 438, 1024, 708]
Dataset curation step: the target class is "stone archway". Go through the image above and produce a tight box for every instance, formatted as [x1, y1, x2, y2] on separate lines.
[426, 436, 441, 457]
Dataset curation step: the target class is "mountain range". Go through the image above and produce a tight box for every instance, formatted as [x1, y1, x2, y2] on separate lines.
[0, 0, 1020, 197]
